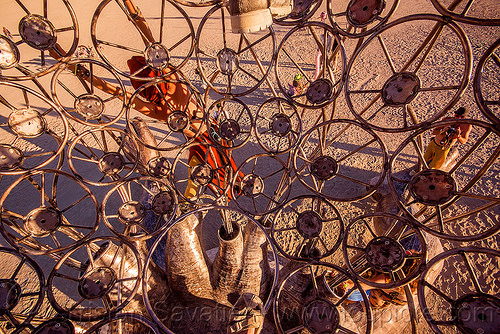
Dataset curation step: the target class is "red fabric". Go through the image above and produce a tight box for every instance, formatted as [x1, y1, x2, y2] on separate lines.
[127, 56, 167, 106]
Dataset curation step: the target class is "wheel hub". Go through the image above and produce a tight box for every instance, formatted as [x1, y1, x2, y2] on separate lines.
[74, 94, 105, 120]
[241, 174, 264, 197]
[306, 79, 333, 104]
[382, 72, 420, 106]
[296, 210, 323, 238]
[0, 280, 21, 315]
[147, 156, 171, 178]
[152, 191, 174, 215]
[98, 152, 125, 175]
[33, 319, 75, 334]
[8, 108, 45, 137]
[118, 201, 146, 224]
[409, 169, 456, 205]
[0, 36, 20, 69]
[347, 0, 386, 27]
[0, 144, 23, 171]
[270, 113, 292, 137]
[144, 43, 169, 70]
[78, 267, 116, 299]
[365, 236, 405, 272]
[191, 164, 214, 186]
[453, 295, 500, 334]
[217, 48, 239, 75]
[167, 111, 189, 132]
[311, 156, 338, 181]
[303, 299, 340, 333]
[24, 207, 62, 237]
[219, 119, 240, 141]
[19, 14, 57, 50]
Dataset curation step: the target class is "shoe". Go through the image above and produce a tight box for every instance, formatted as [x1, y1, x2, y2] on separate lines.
[227, 293, 264, 334]
[269, 0, 293, 17]
[124, 117, 160, 175]
[227, 0, 273, 33]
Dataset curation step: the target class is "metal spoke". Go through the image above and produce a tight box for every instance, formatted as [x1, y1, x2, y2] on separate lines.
[377, 35, 396, 74]
[96, 39, 143, 54]
[10, 257, 26, 280]
[461, 252, 484, 293]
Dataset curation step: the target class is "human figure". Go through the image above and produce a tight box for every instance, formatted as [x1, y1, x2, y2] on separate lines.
[423, 107, 472, 170]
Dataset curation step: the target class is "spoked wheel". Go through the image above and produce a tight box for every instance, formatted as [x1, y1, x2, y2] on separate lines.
[0, 0, 78, 80]
[171, 139, 232, 205]
[205, 97, 253, 150]
[343, 213, 426, 290]
[273, 0, 323, 26]
[274, 262, 371, 334]
[327, 0, 400, 38]
[0, 169, 99, 255]
[31, 318, 75, 334]
[271, 195, 344, 261]
[84, 313, 162, 333]
[0, 248, 44, 332]
[430, 0, 500, 26]
[47, 237, 142, 322]
[230, 154, 291, 216]
[474, 37, 500, 124]
[388, 119, 500, 241]
[275, 21, 346, 109]
[102, 176, 178, 242]
[51, 59, 127, 127]
[255, 97, 302, 154]
[195, 3, 276, 97]
[345, 14, 472, 132]
[126, 78, 205, 152]
[143, 205, 279, 333]
[0, 81, 68, 175]
[91, 0, 195, 80]
[67, 127, 139, 186]
[417, 247, 500, 334]
[293, 119, 388, 202]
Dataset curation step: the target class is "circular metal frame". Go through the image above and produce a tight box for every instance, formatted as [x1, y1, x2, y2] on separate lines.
[417, 247, 500, 334]
[125, 78, 205, 152]
[327, 0, 400, 38]
[293, 119, 388, 202]
[272, 195, 344, 261]
[230, 153, 291, 216]
[275, 21, 346, 109]
[91, 0, 195, 81]
[0, 81, 69, 176]
[343, 213, 427, 289]
[474, 37, 500, 124]
[388, 119, 500, 241]
[51, 58, 127, 127]
[171, 138, 232, 205]
[205, 97, 253, 150]
[274, 261, 372, 334]
[47, 237, 142, 322]
[101, 176, 178, 241]
[430, 0, 500, 26]
[67, 127, 139, 186]
[254, 97, 302, 154]
[172, 0, 220, 6]
[0, 248, 44, 332]
[344, 14, 472, 132]
[0, 0, 79, 81]
[84, 312, 162, 333]
[0, 169, 99, 255]
[195, 3, 276, 97]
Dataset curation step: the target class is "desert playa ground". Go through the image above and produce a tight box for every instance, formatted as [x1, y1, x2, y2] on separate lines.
[0, 0, 499, 333]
